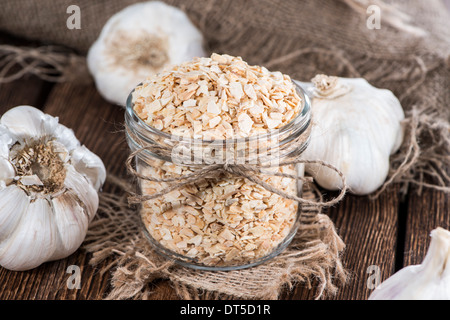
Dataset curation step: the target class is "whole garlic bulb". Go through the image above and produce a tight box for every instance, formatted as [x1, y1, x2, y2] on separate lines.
[87, 1, 206, 106]
[296, 75, 405, 195]
[369, 227, 450, 300]
[0, 106, 106, 271]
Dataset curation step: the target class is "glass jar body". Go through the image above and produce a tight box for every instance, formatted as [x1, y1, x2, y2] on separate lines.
[125, 85, 311, 270]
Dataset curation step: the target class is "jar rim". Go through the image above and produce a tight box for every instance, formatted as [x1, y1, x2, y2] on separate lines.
[125, 82, 311, 145]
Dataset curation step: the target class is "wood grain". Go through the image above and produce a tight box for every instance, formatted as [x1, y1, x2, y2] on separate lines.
[0, 76, 52, 113]
[330, 188, 400, 300]
[286, 187, 400, 300]
[403, 188, 449, 267]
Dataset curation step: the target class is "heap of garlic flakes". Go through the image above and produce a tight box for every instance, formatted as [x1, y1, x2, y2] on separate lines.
[132, 53, 302, 139]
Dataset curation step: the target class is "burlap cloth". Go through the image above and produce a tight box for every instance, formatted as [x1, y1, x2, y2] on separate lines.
[1, 0, 449, 299]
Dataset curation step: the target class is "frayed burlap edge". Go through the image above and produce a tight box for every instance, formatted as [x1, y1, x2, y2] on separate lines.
[83, 176, 347, 300]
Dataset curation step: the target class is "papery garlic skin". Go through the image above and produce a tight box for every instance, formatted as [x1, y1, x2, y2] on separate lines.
[369, 227, 450, 300]
[296, 76, 405, 195]
[87, 1, 206, 106]
[0, 106, 106, 271]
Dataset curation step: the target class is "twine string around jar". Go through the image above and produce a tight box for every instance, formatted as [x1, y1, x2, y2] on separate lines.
[126, 144, 348, 208]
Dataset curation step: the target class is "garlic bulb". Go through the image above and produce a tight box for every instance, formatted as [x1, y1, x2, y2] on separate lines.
[295, 75, 405, 195]
[369, 227, 450, 300]
[0, 106, 106, 271]
[87, 1, 206, 106]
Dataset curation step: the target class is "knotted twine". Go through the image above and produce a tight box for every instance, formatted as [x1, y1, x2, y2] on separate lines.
[125, 144, 348, 208]
[0, 44, 90, 84]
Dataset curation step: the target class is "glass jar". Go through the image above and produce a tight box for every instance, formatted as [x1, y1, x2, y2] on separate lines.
[125, 84, 311, 270]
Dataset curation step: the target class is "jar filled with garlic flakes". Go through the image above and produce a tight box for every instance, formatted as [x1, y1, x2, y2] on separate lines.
[125, 53, 311, 270]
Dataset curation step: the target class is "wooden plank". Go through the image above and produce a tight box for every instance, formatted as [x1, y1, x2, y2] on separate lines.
[287, 187, 400, 300]
[329, 189, 400, 300]
[0, 76, 52, 113]
[403, 188, 449, 267]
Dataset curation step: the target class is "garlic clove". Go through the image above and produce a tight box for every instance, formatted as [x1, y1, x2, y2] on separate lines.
[50, 192, 89, 260]
[20, 174, 44, 186]
[87, 1, 206, 106]
[421, 228, 450, 277]
[70, 145, 107, 191]
[369, 227, 450, 300]
[304, 112, 390, 194]
[53, 124, 81, 153]
[63, 165, 99, 222]
[0, 128, 13, 158]
[0, 105, 59, 142]
[50, 140, 71, 163]
[0, 186, 29, 243]
[0, 197, 57, 271]
[0, 157, 15, 185]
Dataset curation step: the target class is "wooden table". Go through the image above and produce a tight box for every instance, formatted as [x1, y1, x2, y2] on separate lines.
[0, 34, 448, 301]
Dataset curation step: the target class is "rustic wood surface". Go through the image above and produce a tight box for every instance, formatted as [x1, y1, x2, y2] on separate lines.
[0, 34, 448, 301]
